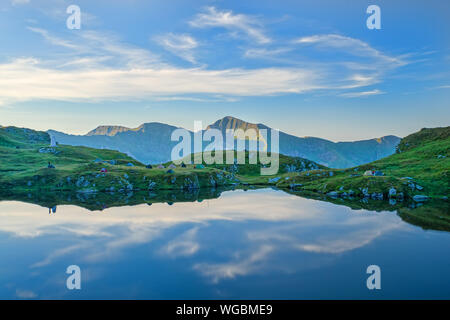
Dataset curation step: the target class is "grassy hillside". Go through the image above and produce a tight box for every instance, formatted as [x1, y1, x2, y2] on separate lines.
[0, 126, 49, 148]
[0, 127, 240, 192]
[396, 126, 449, 153]
[276, 126, 449, 199]
[176, 150, 325, 176]
[0, 126, 448, 201]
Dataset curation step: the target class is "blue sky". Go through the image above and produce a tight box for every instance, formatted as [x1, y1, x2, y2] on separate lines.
[0, 0, 448, 141]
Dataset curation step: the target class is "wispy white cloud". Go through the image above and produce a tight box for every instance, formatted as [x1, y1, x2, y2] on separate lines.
[12, 0, 30, 5]
[15, 289, 37, 299]
[244, 47, 292, 59]
[82, 31, 160, 68]
[162, 227, 200, 257]
[294, 34, 405, 66]
[194, 245, 273, 283]
[27, 27, 79, 49]
[31, 243, 89, 268]
[27, 27, 160, 68]
[340, 89, 385, 98]
[190, 6, 270, 44]
[154, 96, 238, 103]
[155, 33, 199, 64]
[0, 27, 406, 106]
[0, 189, 408, 281]
[0, 57, 321, 106]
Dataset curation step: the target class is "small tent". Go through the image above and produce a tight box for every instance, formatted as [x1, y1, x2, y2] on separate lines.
[168, 164, 176, 169]
[100, 168, 107, 173]
[146, 164, 153, 169]
[181, 163, 187, 168]
[157, 164, 165, 169]
[363, 170, 373, 176]
[166, 169, 174, 174]
[374, 170, 384, 176]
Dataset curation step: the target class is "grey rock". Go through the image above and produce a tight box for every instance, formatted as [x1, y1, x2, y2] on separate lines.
[76, 176, 85, 187]
[148, 181, 157, 190]
[77, 188, 97, 193]
[361, 188, 369, 197]
[413, 195, 429, 202]
[371, 192, 383, 200]
[388, 187, 397, 198]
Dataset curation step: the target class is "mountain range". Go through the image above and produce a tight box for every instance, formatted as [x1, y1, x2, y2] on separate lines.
[48, 116, 401, 168]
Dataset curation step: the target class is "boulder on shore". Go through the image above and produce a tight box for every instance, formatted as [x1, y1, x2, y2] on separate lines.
[413, 195, 429, 202]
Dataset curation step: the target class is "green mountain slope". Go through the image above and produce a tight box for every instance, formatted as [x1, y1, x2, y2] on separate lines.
[276, 126, 449, 199]
[0, 127, 238, 192]
[0, 125, 448, 201]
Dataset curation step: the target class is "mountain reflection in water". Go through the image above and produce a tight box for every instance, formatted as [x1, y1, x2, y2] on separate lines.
[0, 188, 449, 299]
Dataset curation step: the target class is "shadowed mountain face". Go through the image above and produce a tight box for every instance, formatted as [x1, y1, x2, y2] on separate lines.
[49, 122, 182, 164]
[49, 116, 400, 168]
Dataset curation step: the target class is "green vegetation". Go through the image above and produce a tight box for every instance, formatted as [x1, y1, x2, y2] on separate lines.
[0, 126, 448, 201]
[1, 125, 448, 231]
[0, 127, 239, 192]
[397, 201, 450, 232]
[275, 127, 449, 199]
[0, 187, 448, 232]
[0, 187, 234, 211]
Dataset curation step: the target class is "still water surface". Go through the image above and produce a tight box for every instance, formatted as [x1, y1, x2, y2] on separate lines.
[0, 188, 449, 299]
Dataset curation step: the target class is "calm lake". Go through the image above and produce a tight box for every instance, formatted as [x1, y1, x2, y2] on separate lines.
[0, 188, 449, 299]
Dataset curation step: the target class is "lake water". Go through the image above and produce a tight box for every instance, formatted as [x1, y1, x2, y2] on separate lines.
[0, 188, 449, 299]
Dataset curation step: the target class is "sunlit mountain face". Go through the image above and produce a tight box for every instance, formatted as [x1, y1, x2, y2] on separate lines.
[48, 116, 401, 167]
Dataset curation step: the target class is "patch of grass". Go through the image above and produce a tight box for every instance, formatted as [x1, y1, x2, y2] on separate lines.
[0, 126, 448, 199]
[276, 127, 449, 198]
